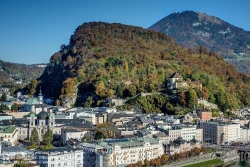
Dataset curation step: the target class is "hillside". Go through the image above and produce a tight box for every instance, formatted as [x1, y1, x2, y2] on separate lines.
[30, 22, 250, 112]
[0, 60, 46, 85]
[148, 11, 250, 75]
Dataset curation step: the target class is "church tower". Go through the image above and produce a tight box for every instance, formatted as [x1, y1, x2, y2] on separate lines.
[38, 87, 43, 104]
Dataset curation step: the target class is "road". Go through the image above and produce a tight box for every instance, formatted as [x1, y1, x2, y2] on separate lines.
[163, 153, 216, 167]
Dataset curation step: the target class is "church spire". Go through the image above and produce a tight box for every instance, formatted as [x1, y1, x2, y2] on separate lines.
[38, 86, 43, 104]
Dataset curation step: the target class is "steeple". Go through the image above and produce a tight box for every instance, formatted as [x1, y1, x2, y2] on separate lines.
[38, 86, 43, 104]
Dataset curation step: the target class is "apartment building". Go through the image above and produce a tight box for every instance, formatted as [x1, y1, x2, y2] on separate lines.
[240, 126, 250, 142]
[160, 125, 203, 143]
[78, 137, 164, 167]
[34, 147, 83, 167]
[199, 121, 240, 144]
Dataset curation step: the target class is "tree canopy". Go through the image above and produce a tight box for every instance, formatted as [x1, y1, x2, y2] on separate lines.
[29, 128, 39, 149]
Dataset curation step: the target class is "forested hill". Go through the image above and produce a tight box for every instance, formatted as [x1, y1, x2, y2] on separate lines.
[0, 60, 45, 85]
[29, 22, 250, 111]
[148, 11, 250, 75]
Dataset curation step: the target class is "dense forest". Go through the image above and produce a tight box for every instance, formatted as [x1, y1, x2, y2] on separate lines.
[28, 22, 250, 113]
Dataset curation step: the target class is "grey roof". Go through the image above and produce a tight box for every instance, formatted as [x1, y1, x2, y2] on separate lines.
[55, 119, 83, 124]
[95, 112, 104, 117]
[0, 113, 11, 116]
[55, 115, 66, 119]
[2, 146, 27, 152]
[127, 121, 142, 126]
[35, 147, 81, 153]
[62, 122, 94, 129]
[0, 119, 28, 126]
[169, 72, 182, 79]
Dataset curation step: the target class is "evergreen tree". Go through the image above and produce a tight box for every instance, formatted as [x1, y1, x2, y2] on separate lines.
[43, 129, 53, 145]
[11, 103, 19, 111]
[0, 93, 7, 101]
[0, 104, 9, 110]
[30, 128, 39, 146]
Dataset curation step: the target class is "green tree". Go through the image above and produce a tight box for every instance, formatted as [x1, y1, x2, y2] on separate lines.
[43, 129, 53, 145]
[83, 96, 94, 108]
[0, 104, 9, 110]
[0, 93, 7, 101]
[14, 158, 28, 167]
[30, 128, 39, 148]
[94, 131, 105, 140]
[128, 84, 137, 97]
[216, 92, 227, 111]
[11, 103, 19, 111]
[116, 84, 123, 97]
[186, 89, 198, 108]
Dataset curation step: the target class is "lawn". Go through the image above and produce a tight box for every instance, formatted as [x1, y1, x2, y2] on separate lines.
[181, 158, 223, 167]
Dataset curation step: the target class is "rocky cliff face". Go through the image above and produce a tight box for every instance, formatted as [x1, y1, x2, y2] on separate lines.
[148, 11, 250, 74]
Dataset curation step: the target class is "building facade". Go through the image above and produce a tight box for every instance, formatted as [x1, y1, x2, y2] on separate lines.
[199, 121, 240, 144]
[197, 109, 212, 121]
[78, 137, 164, 167]
[0, 126, 18, 146]
[34, 147, 83, 167]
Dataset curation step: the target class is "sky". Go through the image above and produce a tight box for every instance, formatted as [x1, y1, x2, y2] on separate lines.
[0, 0, 250, 64]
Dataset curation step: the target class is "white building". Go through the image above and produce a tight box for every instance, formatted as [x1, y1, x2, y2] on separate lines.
[0, 144, 34, 161]
[159, 125, 203, 143]
[75, 109, 96, 125]
[78, 137, 164, 167]
[199, 121, 240, 144]
[107, 97, 126, 106]
[0, 113, 12, 121]
[34, 147, 83, 167]
[61, 129, 89, 145]
[0, 126, 18, 146]
[97, 107, 117, 113]
[240, 126, 250, 143]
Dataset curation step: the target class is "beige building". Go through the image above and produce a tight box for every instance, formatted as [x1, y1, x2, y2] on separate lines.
[0, 126, 18, 146]
[199, 121, 240, 144]
[78, 137, 164, 167]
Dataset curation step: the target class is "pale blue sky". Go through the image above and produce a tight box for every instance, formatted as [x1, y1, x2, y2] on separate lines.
[0, 0, 250, 64]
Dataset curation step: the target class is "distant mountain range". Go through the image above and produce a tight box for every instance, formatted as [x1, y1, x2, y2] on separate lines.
[0, 60, 46, 85]
[148, 10, 250, 75]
